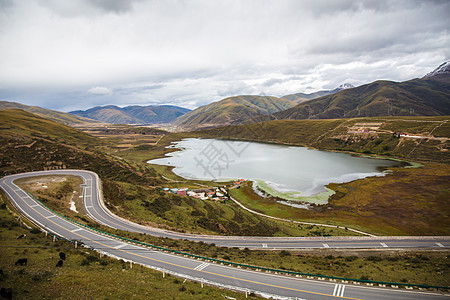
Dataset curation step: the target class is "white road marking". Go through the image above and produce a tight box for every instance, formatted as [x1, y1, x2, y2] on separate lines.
[86, 206, 93, 209]
[380, 242, 388, 248]
[115, 243, 128, 249]
[436, 243, 445, 248]
[323, 243, 329, 248]
[194, 262, 209, 271]
[46, 215, 57, 219]
[72, 228, 83, 232]
[30, 204, 40, 207]
[333, 284, 345, 297]
[262, 243, 268, 248]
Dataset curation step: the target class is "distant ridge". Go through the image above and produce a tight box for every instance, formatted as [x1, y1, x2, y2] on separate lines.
[0, 101, 97, 125]
[71, 104, 190, 124]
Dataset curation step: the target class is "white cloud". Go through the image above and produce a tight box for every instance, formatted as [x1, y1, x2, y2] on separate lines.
[87, 86, 112, 95]
[0, 0, 448, 111]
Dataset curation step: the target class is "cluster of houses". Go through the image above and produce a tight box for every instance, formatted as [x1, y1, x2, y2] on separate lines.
[160, 187, 228, 201]
[156, 179, 247, 201]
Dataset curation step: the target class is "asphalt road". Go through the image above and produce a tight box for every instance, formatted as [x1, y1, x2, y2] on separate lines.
[3, 170, 449, 250]
[1, 170, 448, 299]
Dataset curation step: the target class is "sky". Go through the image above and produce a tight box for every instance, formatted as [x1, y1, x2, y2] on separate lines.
[0, 0, 449, 112]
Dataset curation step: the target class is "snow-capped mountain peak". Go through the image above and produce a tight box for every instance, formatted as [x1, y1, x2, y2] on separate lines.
[337, 83, 355, 90]
[329, 83, 355, 94]
[423, 61, 450, 78]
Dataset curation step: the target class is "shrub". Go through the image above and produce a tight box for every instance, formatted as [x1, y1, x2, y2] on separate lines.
[366, 256, 382, 262]
[345, 256, 358, 262]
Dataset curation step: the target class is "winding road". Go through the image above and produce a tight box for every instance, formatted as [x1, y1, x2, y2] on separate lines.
[1, 170, 449, 299]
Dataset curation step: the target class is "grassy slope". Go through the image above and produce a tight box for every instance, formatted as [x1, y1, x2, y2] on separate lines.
[0, 101, 97, 124]
[0, 110, 159, 184]
[0, 109, 99, 148]
[174, 95, 296, 129]
[275, 78, 450, 120]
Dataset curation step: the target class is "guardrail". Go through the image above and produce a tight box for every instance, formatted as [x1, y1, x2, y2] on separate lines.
[26, 192, 450, 291]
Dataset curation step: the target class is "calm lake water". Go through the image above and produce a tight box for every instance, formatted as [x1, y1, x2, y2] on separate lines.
[148, 138, 398, 204]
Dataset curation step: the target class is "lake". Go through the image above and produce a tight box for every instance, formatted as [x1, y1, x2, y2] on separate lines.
[148, 138, 399, 204]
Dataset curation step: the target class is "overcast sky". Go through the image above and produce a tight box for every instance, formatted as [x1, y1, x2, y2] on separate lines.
[0, 0, 449, 112]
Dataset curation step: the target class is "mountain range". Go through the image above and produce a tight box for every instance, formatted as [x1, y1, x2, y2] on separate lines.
[1, 62, 448, 129]
[275, 67, 450, 120]
[176, 62, 449, 129]
[71, 105, 190, 124]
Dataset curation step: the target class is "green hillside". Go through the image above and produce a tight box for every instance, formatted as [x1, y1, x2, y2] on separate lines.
[0, 109, 158, 183]
[276, 77, 450, 120]
[0, 109, 99, 147]
[174, 95, 296, 129]
[0, 101, 97, 125]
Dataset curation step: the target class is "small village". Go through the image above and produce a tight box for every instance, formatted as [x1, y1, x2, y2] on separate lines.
[152, 179, 247, 201]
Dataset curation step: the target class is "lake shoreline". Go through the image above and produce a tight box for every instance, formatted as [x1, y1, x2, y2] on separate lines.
[148, 138, 401, 205]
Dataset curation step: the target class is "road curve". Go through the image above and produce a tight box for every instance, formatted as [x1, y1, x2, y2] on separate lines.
[2, 170, 449, 250]
[1, 170, 448, 300]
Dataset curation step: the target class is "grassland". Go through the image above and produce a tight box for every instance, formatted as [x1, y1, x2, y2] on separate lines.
[230, 165, 450, 236]
[0, 192, 256, 300]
